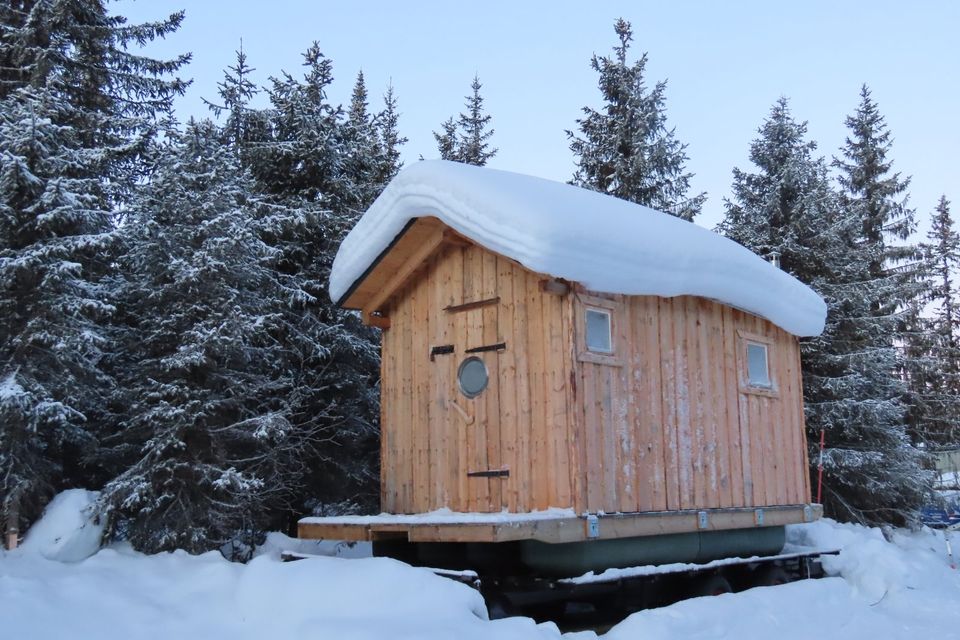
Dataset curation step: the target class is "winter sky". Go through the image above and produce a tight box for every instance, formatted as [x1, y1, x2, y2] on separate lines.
[114, 0, 957, 231]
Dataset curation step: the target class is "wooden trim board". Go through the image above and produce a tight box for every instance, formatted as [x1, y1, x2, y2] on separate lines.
[298, 503, 822, 544]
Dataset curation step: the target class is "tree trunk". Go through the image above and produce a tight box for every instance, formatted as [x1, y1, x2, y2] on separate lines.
[5, 500, 19, 550]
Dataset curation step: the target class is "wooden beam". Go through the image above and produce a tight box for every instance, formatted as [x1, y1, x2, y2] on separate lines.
[539, 278, 571, 296]
[362, 310, 391, 329]
[444, 296, 500, 313]
[297, 503, 822, 544]
[362, 226, 448, 321]
[442, 228, 472, 247]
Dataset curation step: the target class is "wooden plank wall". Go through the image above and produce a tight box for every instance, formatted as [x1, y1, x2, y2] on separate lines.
[379, 237, 809, 516]
[380, 243, 577, 514]
[574, 293, 810, 514]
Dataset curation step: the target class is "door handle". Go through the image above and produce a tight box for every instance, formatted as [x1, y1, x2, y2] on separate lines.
[447, 399, 475, 425]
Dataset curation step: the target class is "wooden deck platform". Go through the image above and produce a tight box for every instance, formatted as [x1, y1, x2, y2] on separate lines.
[298, 503, 821, 545]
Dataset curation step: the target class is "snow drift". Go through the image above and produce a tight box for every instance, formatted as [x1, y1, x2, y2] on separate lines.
[19, 488, 104, 562]
[5, 491, 960, 639]
[330, 160, 827, 337]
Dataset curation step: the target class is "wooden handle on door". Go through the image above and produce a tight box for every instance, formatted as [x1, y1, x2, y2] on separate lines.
[448, 399, 475, 425]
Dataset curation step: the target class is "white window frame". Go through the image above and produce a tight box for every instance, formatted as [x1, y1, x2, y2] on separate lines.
[737, 330, 778, 397]
[746, 341, 771, 388]
[585, 308, 613, 354]
[576, 294, 622, 367]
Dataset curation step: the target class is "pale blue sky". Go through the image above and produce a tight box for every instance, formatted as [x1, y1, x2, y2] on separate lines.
[115, 1, 957, 230]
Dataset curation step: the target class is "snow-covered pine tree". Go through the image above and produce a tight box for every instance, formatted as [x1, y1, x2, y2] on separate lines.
[345, 70, 385, 208]
[1, 1, 189, 201]
[0, 1, 187, 538]
[720, 98, 929, 525]
[907, 196, 960, 446]
[433, 75, 497, 166]
[376, 82, 407, 186]
[203, 43, 267, 160]
[99, 120, 327, 555]
[245, 44, 382, 519]
[0, 87, 114, 534]
[568, 18, 704, 221]
[833, 87, 936, 462]
[434, 116, 459, 162]
[834, 86, 916, 277]
[254, 43, 361, 213]
[456, 75, 496, 166]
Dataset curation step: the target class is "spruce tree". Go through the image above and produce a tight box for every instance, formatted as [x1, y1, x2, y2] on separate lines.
[433, 75, 496, 166]
[247, 44, 382, 520]
[376, 82, 407, 185]
[0, 1, 187, 537]
[434, 116, 459, 162]
[345, 70, 384, 208]
[908, 196, 960, 446]
[0, 86, 114, 532]
[720, 98, 929, 525]
[834, 85, 915, 276]
[0, 1, 189, 200]
[99, 121, 336, 555]
[568, 18, 704, 221]
[204, 43, 265, 157]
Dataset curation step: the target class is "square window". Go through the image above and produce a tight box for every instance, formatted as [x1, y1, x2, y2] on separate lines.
[585, 308, 612, 353]
[746, 342, 771, 387]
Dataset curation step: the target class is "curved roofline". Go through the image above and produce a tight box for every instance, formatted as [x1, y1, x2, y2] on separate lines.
[331, 160, 826, 337]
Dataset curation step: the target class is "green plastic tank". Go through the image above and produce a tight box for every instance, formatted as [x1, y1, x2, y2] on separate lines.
[519, 527, 786, 577]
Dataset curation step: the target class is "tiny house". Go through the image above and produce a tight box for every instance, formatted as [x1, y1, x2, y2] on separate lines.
[300, 160, 827, 575]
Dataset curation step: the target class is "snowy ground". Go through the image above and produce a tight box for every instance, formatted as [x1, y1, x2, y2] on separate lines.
[3, 491, 959, 639]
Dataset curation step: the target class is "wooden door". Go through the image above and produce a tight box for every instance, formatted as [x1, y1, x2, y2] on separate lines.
[441, 302, 505, 513]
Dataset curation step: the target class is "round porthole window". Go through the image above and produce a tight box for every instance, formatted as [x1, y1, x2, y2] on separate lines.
[458, 356, 489, 398]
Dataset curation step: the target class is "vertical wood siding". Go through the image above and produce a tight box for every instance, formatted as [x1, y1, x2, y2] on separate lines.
[573, 293, 811, 513]
[380, 243, 577, 514]
[380, 241, 809, 515]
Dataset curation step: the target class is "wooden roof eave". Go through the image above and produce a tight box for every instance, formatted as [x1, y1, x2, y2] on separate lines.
[338, 217, 471, 327]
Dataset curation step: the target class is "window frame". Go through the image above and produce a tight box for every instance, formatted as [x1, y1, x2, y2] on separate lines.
[576, 294, 623, 367]
[457, 355, 489, 399]
[737, 330, 778, 397]
[585, 307, 614, 354]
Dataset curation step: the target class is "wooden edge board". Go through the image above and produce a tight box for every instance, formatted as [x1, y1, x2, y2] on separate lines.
[297, 504, 821, 544]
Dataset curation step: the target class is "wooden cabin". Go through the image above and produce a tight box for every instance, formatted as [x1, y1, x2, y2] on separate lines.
[300, 160, 827, 549]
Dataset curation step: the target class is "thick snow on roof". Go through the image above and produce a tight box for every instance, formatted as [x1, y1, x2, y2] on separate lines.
[330, 160, 826, 337]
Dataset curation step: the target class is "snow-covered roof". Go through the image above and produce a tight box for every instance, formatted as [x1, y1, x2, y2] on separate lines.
[330, 160, 826, 337]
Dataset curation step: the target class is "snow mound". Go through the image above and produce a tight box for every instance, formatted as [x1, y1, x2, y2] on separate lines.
[20, 489, 104, 562]
[607, 519, 960, 639]
[330, 160, 827, 337]
[5, 514, 960, 639]
[0, 546, 565, 640]
[253, 531, 371, 560]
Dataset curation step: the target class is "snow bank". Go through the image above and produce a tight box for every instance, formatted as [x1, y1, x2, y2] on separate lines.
[330, 161, 827, 337]
[606, 519, 960, 639]
[2, 494, 560, 640]
[6, 495, 960, 640]
[19, 488, 104, 562]
[253, 531, 371, 560]
[0, 548, 567, 640]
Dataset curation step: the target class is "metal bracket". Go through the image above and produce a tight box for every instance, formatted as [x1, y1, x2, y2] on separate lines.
[466, 469, 509, 478]
[465, 342, 506, 354]
[586, 514, 600, 539]
[803, 505, 814, 522]
[697, 511, 709, 530]
[754, 509, 765, 526]
[430, 344, 454, 361]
